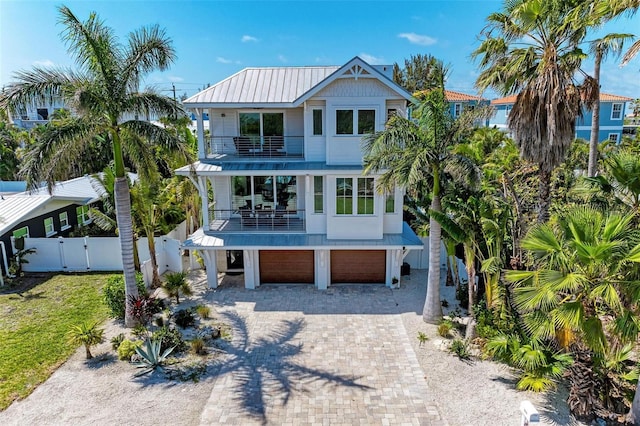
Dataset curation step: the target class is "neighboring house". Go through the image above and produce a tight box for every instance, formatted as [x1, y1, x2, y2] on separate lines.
[489, 93, 633, 143]
[8, 95, 67, 130]
[176, 56, 423, 290]
[444, 90, 489, 121]
[0, 175, 102, 271]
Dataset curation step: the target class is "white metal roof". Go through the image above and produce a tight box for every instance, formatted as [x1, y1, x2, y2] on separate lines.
[184, 56, 413, 108]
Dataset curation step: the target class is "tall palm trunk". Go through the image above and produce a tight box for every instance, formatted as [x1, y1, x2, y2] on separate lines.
[114, 176, 139, 326]
[464, 241, 477, 339]
[537, 167, 552, 223]
[628, 383, 640, 425]
[423, 190, 443, 323]
[588, 50, 602, 177]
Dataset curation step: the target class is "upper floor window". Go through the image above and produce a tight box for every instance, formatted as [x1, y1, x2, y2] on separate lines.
[336, 177, 374, 215]
[336, 109, 376, 135]
[239, 112, 284, 137]
[611, 103, 623, 120]
[314, 176, 324, 213]
[44, 217, 55, 237]
[385, 190, 395, 214]
[76, 205, 91, 226]
[312, 109, 323, 136]
[454, 103, 462, 118]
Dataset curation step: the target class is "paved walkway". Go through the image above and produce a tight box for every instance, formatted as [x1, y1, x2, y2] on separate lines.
[197, 274, 447, 425]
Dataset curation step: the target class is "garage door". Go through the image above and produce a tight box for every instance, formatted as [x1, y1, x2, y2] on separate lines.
[331, 250, 386, 283]
[259, 250, 314, 283]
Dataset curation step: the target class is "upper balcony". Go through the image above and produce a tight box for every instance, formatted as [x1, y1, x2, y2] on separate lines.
[205, 135, 304, 161]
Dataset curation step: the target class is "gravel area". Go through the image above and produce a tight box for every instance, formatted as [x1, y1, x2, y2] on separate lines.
[0, 268, 588, 425]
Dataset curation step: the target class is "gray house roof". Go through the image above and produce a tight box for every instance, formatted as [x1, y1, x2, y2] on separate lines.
[184, 56, 413, 108]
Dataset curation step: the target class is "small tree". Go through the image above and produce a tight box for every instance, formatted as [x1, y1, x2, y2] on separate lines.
[162, 272, 192, 304]
[67, 322, 105, 359]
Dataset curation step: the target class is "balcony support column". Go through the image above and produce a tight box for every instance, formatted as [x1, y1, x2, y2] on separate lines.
[195, 108, 205, 158]
[197, 176, 210, 231]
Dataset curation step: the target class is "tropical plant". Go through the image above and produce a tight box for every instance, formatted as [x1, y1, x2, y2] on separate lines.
[102, 274, 147, 320]
[110, 333, 125, 351]
[162, 272, 192, 304]
[173, 308, 196, 328]
[363, 87, 487, 323]
[0, 6, 189, 327]
[190, 338, 206, 355]
[67, 321, 105, 359]
[507, 206, 640, 417]
[127, 293, 162, 326]
[474, 0, 596, 222]
[151, 325, 186, 353]
[392, 53, 450, 93]
[449, 338, 471, 360]
[117, 339, 142, 361]
[195, 305, 211, 319]
[417, 332, 429, 346]
[132, 339, 176, 376]
[437, 320, 454, 338]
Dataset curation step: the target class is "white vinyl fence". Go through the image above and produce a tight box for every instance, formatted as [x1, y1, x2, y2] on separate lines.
[18, 222, 185, 286]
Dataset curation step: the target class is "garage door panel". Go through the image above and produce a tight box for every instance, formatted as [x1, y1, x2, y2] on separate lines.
[260, 250, 314, 283]
[331, 250, 385, 283]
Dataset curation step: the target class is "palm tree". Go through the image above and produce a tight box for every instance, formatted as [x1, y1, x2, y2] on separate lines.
[474, 0, 594, 222]
[0, 7, 187, 326]
[586, 34, 634, 177]
[67, 322, 105, 360]
[162, 271, 192, 304]
[507, 206, 640, 418]
[363, 89, 483, 323]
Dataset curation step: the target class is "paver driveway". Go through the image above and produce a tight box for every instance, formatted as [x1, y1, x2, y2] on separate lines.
[199, 275, 447, 426]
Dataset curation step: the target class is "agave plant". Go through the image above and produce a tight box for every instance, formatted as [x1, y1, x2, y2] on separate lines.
[132, 338, 176, 377]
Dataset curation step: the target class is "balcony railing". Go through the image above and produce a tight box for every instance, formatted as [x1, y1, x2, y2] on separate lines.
[205, 136, 304, 160]
[207, 209, 305, 232]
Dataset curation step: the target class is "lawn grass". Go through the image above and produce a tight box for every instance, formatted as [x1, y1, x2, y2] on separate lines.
[0, 273, 114, 411]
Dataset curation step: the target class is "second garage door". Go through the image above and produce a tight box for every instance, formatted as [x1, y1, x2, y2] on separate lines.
[331, 250, 386, 283]
[259, 250, 314, 283]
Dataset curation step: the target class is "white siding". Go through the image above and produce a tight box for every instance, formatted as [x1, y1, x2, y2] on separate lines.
[213, 176, 231, 211]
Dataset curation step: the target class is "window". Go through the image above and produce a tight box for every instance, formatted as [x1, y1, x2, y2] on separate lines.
[608, 133, 619, 143]
[335, 109, 376, 135]
[505, 105, 512, 117]
[336, 177, 374, 215]
[12, 227, 29, 239]
[59, 212, 70, 230]
[611, 103, 623, 120]
[231, 175, 297, 211]
[238, 112, 284, 148]
[336, 110, 353, 134]
[44, 217, 55, 236]
[312, 109, 323, 135]
[454, 103, 462, 117]
[314, 176, 324, 213]
[385, 191, 395, 214]
[76, 205, 91, 226]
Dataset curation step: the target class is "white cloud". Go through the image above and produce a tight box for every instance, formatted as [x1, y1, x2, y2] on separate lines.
[241, 35, 258, 42]
[33, 59, 55, 67]
[398, 32, 437, 46]
[168, 76, 184, 82]
[216, 57, 232, 64]
[278, 54, 288, 63]
[359, 53, 385, 65]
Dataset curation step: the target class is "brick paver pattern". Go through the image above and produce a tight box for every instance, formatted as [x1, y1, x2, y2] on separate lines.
[199, 279, 447, 426]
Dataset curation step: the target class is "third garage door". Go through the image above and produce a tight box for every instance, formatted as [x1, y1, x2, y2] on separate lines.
[331, 250, 386, 283]
[259, 250, 314, 284]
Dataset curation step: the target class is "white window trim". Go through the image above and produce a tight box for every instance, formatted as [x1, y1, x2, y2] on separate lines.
[77, 205, 92, 226]
[311, 108, 324, 136]
[611, 103, 623, 120]
[335, 177, 375, 216]
[237, 110, 287, 138]
[335, 107, 377, 136]
[608, 133, 619, 143]
[12, 226, 30, 239]
[44, 217, 56, 237]
[59, 212, 70, 231]
[454, 103, 462, 118]
[313, 176, 324, 214]
[384, 189, 396, 214]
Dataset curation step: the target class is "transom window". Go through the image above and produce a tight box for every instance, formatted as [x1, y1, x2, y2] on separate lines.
[611, 103, 623, 120]
[336, 109, 376, 135]
[336, 177, 374, 215]
[44, 217, 55, 236]
[76, 205, 91, 226]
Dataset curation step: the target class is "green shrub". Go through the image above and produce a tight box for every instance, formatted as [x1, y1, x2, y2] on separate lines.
[437, 320, 454, 338]
[195, 305, 211, 319]
[131, 324, 149, 339]
[117, 339, 142, 361]
[102, 274, 147, 319]
[152, 326, 186, 353]
[111, 333, 125, 351]
[174, 308, 196, 328]
[449, 339, 471, 360]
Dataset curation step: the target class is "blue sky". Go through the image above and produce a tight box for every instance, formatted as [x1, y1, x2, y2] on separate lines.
[1, 0, 639, 101]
